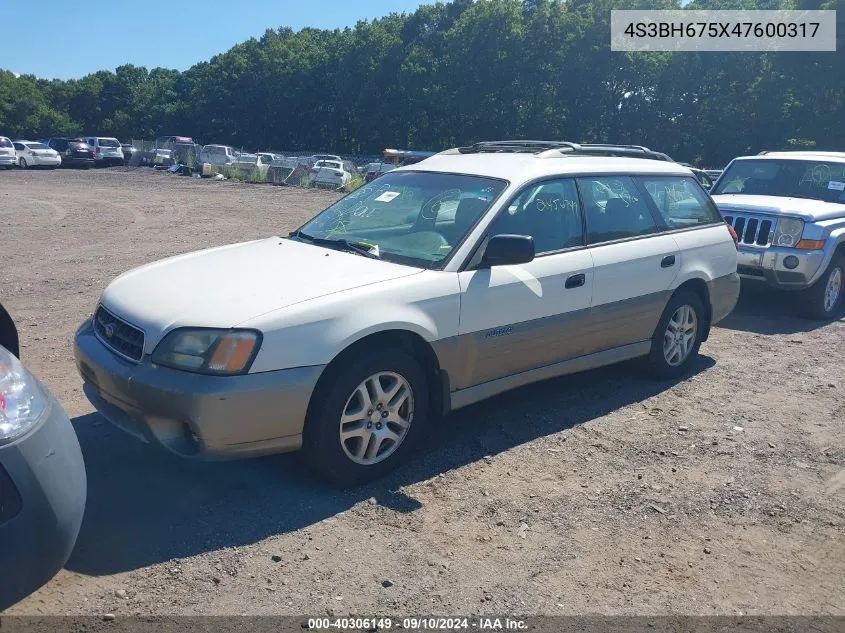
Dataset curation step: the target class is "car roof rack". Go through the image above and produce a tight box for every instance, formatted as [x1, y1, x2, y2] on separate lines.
[454, 140, 582, 154]
[448, 140, 674, 161]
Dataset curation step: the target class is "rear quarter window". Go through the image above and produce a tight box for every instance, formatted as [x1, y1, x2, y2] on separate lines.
[636, 176, 722, 229]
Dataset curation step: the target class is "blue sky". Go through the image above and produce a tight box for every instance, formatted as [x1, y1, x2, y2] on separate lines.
[2, 0, 428, 80]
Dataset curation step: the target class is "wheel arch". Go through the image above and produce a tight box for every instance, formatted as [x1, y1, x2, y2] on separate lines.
[671, 276, 712, 341]
[305, 328, 447, 431]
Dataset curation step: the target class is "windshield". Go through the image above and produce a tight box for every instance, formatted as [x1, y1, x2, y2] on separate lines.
[98, 138, 120, 147]
[294, 170, 507, 269]
[713, 159, 845, 204]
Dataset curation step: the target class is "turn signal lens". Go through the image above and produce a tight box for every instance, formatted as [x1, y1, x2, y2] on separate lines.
[208, 333, 257, 373]
[795, 239, 825, 250]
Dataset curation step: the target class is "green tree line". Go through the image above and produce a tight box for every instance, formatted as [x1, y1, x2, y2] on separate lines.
[0, 0, 842, 167]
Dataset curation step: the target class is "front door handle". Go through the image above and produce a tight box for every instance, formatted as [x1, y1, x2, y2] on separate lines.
[661, 255, 676, 268]
[565, 273, 586, 289]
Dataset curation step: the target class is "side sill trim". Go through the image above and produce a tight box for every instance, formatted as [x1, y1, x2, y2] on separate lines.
[449, 340, 651, 411]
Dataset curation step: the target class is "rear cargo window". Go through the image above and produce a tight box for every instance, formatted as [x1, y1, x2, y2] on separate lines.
[637, 176, 722, 229]
[97, 138, 120, 147]
[0, 138, 12, 148]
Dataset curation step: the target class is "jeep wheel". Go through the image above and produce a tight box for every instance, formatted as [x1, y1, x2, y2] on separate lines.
[303, 349, 429, 487]
[646, 291, 705, 379]
[799, 257, 844, 320]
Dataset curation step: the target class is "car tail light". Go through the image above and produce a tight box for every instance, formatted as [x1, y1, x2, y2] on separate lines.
[726, 224, 739, 248]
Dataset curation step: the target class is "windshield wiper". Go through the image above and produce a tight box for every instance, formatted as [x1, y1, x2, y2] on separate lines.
[289, 230, 380, 259]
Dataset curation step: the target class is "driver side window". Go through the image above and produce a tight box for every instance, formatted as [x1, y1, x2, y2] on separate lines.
[489, 178, 584, 255]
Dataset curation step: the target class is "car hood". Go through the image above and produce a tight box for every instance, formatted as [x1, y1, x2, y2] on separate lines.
[100, 237, 422, 351]
[711, 194, 845, 221]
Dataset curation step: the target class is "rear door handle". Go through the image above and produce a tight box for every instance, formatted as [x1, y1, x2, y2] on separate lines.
[565, 273, 586, 289]
[661, 255, 676, 268]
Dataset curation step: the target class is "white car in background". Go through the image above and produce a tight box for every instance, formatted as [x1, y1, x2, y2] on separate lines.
[13, 141, 61, 169]
[73, 140, 739, 486]
[0, 136, 16, 169]
[311, 159, 351, 188]
[83, 137, 124, 167]
[199, 144, 236, 166]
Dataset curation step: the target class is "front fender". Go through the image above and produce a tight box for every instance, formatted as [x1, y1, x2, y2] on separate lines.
[244, 273, 461, 373]
[809, 227, 845, 286]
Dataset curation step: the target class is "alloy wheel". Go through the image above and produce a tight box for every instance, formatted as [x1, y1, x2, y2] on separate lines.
[663, 304, 698, 367]
[824, 266, 843, 313]
[339, 371, 414, 465]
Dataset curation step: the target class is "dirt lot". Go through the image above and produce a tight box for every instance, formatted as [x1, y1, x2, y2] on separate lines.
[0, 167, 843, 617]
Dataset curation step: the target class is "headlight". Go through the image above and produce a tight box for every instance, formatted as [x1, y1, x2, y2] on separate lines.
[773, 217, 804, 247]
[0, 345, 48, 443]
[151, 328, 261, 375]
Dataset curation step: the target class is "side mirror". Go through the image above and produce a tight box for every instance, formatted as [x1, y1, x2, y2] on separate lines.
[481, 234, 535, 267]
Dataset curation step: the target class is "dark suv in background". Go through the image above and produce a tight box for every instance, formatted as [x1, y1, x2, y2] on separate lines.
[40, 138, 95, 169]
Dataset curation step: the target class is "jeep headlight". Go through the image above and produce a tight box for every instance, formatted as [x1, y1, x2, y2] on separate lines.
[0, 345, 48, 443]
[773, 217, 804, 247]
[151, 328, 261, 375]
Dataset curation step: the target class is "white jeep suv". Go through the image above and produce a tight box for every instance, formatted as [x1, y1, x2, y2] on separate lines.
[74, 141, 739, 485]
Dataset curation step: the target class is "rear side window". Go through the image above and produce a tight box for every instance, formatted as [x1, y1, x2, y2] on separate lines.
[13, 143, 24, 150]
[98, 138, 120, 147]
[0, 137, 12, 148]
[637, 176, 722, 229]
[578, 176, 658, 244]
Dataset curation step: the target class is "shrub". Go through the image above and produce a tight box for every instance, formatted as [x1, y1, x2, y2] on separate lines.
[344, 175, 365, 192]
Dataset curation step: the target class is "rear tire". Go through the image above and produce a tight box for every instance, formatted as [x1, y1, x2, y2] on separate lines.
[799, 257, 844, 320]
[303, 348, 429, 487]
[646, 291, 705, 379]
[18, 158, 27, 169]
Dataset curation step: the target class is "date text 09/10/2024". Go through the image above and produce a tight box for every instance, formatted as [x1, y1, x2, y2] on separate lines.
[306, 617, 528, 630]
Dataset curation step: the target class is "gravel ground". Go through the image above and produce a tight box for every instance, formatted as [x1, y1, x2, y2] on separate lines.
[0, 167, 843, 617]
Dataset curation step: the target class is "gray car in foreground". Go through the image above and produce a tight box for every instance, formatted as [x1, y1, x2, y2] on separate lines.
[0, 343, 86, 610]
[711, 151, 845, 319]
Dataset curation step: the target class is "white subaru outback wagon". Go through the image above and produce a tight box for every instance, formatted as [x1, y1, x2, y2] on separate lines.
[74, 141, 740, 485]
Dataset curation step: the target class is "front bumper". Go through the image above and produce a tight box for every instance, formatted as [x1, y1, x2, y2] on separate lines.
[0, 393, 86, 610]
[735, 245, 825, 290]
[73, 319, 324, 459]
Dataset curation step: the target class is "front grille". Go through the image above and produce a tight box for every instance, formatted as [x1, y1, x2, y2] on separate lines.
[722, 213, 776, 247]
[93, 306, 145, 362]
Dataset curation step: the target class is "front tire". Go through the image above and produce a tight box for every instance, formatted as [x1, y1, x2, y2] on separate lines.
[799, 257, 844, 320]
[303, 349, 429, 487]
[646, 291, 705, 379]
